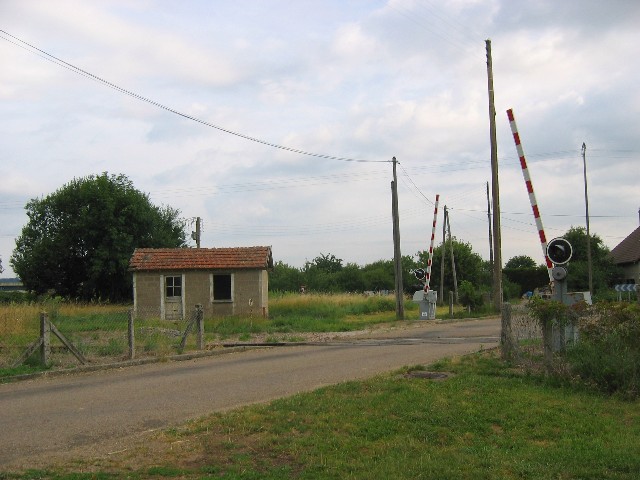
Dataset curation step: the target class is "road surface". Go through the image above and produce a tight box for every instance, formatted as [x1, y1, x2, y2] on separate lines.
[0, 317, 499, 470]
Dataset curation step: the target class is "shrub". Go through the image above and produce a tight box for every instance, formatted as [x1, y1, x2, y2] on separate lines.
[458, 280, 483, 310]
[567, 302, 640, 399]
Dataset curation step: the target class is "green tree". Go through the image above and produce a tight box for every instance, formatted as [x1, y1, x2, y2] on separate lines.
[11, 173, 186, 301]
[361, 259, 395, 292]
[505, 255, 537, 269]
[308, 253, 343, 274]
[417, 237, 486, 295]
[561, 226, 622, 293]
[459, 280, 484, 309]
[503, 255, 550, 297]
[269, 261, 304, 292]
[337, 263, 365, 292]
[301, 253, 344, 292]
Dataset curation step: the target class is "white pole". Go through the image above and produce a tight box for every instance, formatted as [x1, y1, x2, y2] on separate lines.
[507, 108, 554, 283]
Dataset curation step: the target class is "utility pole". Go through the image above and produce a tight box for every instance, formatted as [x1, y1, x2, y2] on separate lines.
[486, 181, 494, 275]
[439, 206, 447, 306]
[446, 207, 459, 303]
[192, 217, 202, 248]
[391, 157, 404, 320]
[486, 39, 503, 311]
[582, 143, 593, 297]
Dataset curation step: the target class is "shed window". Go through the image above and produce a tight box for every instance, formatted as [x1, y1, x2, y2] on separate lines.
[165, 276, 182, 298]
[213, 274, 232, 301]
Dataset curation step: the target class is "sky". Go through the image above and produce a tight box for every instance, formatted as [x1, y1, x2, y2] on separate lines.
[1, 0, 639, 279]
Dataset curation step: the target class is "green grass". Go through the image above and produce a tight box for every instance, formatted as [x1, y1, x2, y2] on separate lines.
[0, 294, 493, 376]
[206, 293, 486, 337]
[9, 351, 639, 479]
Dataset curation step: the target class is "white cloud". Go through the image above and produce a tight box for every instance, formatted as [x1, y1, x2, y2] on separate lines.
[0, 0, 638, 279]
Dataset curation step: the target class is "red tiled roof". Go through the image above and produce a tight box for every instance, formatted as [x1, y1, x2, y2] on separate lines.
[610, 226, 640, 265]
[129, 246, 273, 272]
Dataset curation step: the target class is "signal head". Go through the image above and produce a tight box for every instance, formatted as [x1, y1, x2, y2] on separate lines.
[547, 237, 573, 265]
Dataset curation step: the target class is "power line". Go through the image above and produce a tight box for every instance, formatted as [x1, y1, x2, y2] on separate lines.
[397, 162, 435, 206]
[0, 29, 388, 165]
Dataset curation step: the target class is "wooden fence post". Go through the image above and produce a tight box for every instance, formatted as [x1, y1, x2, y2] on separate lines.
[40, 312, 50, 366]
[128, 309, 135, 360]
[196, 304, 204, 350]
[449, 291, 454, 316]
[500, 302, 517, 360]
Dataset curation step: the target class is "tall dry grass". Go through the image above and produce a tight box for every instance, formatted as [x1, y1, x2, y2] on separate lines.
[0, 302, 130, 337]
[0, 303, 42, 338]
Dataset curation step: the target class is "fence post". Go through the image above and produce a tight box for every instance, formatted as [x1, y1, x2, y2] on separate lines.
[128, 309, 135, 360]
[500, 302, 517, 360]
[196, 304, 204, 350]
[40, 312, 50, 366]
[449, 291, 454, 316]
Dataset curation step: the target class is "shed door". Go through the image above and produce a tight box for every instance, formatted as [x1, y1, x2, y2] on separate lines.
[164, 275, 183, 320]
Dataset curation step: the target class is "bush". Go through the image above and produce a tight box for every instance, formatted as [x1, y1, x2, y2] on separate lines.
[567, 302, 640, 399]
[458, 280, 483, 310]
[0, 291, 37, 304]
[502, 277, 522, 301]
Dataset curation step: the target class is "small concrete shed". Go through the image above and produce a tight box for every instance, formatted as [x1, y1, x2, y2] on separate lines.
[129, 246, 273, 320]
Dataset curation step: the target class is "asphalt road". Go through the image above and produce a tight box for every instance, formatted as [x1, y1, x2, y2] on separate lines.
[0, 317, 500, 470]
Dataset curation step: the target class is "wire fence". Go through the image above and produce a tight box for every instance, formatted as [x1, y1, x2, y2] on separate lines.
[0, 303, 209, 372]
[509, 302, 543, 341]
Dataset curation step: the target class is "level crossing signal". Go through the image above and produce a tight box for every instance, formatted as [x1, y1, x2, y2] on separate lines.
[547, 238, 573, 265]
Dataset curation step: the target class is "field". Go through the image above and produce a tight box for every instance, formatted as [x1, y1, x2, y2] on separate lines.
[0, 293, 475, 376]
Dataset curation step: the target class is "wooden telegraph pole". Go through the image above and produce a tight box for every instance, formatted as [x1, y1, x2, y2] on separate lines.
[582, 143, 593, 297]
[195, 217, 201, 248]
[486, 39, 503, 311]
[486, 181, 494, 274]
[446, 207, 459, 304]
[439, 205, 447, 305]
[391, 157, 404, 320]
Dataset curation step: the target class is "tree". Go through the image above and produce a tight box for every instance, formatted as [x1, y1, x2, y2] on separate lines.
[561, 226, 622, 293]
[307, 253, 343, 274]
[503, 255, 549, 297]
[416, 237, 486, 295]
[361, 259, 395, 292]
[11, 173, 186, 301]
[270, 261, 304, 292]
[459, 280, 484, 309]
[505, 255, 537, 269]
[337, 263, 365, 292]
[301, 253, 344, 292]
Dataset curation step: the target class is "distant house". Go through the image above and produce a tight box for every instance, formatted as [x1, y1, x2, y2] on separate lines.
[610, 226, 640, 284]
[129, 246, 273, 320]
[0, 278, 25, 292]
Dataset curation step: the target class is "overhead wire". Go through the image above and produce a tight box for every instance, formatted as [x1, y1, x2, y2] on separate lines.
[0, 29, 388, 165]
[385, 0, 480, 56]
[149, 168, 392, 199]
[1, 16, 636, 251]
[397, 162, 435, 206]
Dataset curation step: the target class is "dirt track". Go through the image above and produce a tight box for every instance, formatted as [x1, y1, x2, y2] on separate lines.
[0, 317, 500, 471]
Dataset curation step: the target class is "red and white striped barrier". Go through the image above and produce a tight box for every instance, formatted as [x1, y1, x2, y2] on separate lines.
[506, 109, 554, 282]
[424, 194, 440, 292]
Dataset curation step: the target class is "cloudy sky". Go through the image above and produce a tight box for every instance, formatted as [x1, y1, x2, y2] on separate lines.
[1, 0, 639, 278]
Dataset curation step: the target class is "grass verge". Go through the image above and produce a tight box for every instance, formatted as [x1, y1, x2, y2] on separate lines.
[8, 350, 639, 479]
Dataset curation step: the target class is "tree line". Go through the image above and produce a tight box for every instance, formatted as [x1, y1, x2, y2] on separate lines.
[9, 173, 623, 303]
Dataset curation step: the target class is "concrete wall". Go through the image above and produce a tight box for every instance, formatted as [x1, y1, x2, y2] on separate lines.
[133, 269, 269, 319]
[132, 271, 162, 317]
[228, 269, 269, 317]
